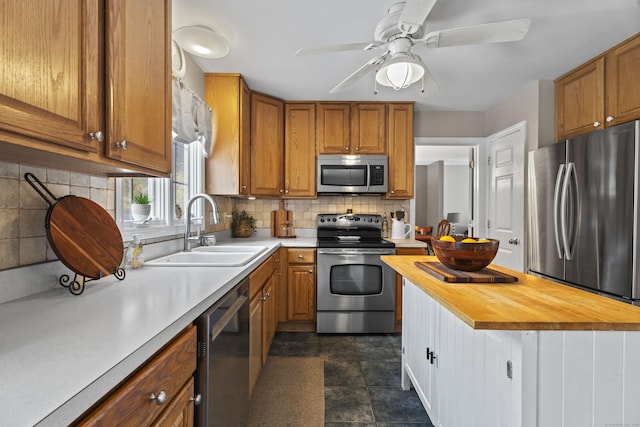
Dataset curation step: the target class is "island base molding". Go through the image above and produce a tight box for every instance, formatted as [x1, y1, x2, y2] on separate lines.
[402, 278, 640, 427]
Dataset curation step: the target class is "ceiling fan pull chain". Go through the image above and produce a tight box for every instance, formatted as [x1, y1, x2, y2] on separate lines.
[374, 78, 379, 95]
[420, 75, 425, 94]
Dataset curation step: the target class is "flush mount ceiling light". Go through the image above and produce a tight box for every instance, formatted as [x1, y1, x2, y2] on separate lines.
[375, 52, 425, 90]
[173, 25, 229, 59]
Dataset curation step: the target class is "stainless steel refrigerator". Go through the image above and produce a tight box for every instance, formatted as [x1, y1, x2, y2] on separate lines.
[528, 120, 640, 303]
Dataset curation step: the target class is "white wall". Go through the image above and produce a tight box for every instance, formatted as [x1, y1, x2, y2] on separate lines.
[443, 165, 470, 235]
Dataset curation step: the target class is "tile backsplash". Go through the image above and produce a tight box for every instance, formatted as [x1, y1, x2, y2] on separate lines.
[0, 162, 115, 271]
[236, 197, 408, 230]
[0, 158, 409, 274]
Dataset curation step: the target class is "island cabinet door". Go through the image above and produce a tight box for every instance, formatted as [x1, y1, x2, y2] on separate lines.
[436, 307, 517, 427]
[401, 279, 437, 417]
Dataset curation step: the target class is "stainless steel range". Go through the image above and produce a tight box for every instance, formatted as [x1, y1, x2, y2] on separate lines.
[316, 213, 396, 333]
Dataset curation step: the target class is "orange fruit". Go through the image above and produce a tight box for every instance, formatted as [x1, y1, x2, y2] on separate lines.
[461, 238, 477, 243]
[439, 235, 455, 242]
[477, 239, 490, 243]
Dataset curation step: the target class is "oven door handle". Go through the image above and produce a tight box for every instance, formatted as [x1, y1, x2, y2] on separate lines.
[317, 248, 395, 256]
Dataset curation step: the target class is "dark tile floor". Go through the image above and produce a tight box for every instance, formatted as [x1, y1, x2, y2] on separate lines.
[269, 332, 434, 427]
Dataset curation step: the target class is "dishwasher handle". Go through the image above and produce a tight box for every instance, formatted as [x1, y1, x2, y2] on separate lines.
[210, 293, 248, 342]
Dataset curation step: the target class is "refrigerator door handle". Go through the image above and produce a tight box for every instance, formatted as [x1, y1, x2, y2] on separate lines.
[553, 163, 566, 259]
[561, 162, 577, 261]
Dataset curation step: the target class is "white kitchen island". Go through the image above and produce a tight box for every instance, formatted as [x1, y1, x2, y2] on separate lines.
[382, 255, 640, 427]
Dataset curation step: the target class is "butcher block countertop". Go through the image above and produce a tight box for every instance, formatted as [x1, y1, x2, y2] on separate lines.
[382, 255, 640, 331]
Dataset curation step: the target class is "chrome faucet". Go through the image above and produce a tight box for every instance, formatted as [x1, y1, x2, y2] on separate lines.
[185, 193, 220, 252]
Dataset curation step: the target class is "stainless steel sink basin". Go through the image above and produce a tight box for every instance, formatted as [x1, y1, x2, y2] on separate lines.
[147, 245, 268, 267]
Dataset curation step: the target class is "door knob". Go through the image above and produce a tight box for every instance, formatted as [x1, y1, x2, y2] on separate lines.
[508, 238, 520, 245]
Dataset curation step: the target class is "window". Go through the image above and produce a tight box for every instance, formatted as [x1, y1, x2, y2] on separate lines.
[116, 140, 206, 238]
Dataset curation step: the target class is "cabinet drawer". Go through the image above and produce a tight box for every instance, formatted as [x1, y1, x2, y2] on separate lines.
[77, 326, 196, 427]
[287, 248, 315, 264]
[250, 253, 277, 299]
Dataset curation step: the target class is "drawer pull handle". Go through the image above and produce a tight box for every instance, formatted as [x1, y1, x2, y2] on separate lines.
[115, 140, 128, 150]
[149, 390, 167, 405]
[190, 394, 202, 406]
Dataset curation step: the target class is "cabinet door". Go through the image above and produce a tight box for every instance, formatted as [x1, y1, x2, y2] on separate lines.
[105, 0, 171, 175]
[0, 0, 100, 152]
[387, 103, 414, 199]
[351, 103, 386, 154]
[251, 92, 284, 196]
[606, 34, 640, 127]
[262, 275, 277, 365]
[287, 265, 316, 321]
[402, 280, 436, 417]
[555, 58, 605, 140]
[316, 103, 351, 154]
[152, 377, 195, 427]
[284, 103, 316, 198]
[249, 294, 262, 396]
[204, 74, 251, 196]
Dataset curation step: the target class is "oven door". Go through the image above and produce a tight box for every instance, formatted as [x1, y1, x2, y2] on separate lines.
[316, 247, 395, 311]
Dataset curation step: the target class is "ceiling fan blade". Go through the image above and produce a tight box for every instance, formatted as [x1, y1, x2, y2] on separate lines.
[398, 0, 438, 34]
[329, 54, 388, 94]
[296, 41, 385, 56]
[422, 18, 532, 48]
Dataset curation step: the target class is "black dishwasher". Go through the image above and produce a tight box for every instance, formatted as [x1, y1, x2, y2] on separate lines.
[195, 278, 250, 426]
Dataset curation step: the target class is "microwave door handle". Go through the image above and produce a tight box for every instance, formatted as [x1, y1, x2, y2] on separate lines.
[553, 163, 565, 259]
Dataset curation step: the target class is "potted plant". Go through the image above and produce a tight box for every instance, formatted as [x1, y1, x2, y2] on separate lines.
[131, 193, 152, 221]
[231, 207, 256, 237]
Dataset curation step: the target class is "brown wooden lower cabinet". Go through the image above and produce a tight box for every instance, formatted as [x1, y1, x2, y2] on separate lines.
[75, 325, 197, 427]
[286, 248, 316, 322]
[248, 251, 280, 396]
[395, 247, 427, 322]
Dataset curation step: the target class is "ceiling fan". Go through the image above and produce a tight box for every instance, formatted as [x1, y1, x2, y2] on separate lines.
[296, 0, 532, 95]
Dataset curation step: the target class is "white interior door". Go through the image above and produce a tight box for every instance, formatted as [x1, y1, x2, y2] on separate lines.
[487, 122, 526, 271]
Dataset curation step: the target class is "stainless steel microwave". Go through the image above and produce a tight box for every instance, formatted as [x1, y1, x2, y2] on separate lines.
[317, 155, 388, 194]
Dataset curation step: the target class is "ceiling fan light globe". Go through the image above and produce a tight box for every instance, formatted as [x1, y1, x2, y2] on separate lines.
[376, 61, 424, 90]
[174, 26, 230, 59]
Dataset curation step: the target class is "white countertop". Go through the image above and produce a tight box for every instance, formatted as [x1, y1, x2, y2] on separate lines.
[0, 237, 315, 426]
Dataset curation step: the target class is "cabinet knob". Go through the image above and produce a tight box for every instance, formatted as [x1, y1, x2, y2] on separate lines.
[355, 146, 360, 151]
[88, 130, 104, 142]
[390, 190, 395, 194]
[345, 146, 349, 151]
[115, 140, 128, 150]
[190, 394, 202, 406]
[284, 189, 289, 194]
[241, 185, 247, 190]
[308, 270, 313, 274]
[298, 254, 303, 259]
[606, 116, 615, 123]
[149, 390, 167, 405]
[279, 189, 284, 193]
[261, 295, 267, 301]
[593, 121, 601, 128]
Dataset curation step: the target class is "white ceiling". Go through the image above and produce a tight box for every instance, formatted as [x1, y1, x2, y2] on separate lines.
[172, 0, 640, 112]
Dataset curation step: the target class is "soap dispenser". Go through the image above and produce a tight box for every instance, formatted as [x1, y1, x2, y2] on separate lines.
[126, 234, 145, 269]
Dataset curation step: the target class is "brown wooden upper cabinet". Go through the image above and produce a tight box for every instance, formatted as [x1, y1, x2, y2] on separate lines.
[316, 103, 387, 154]
[556, 32, 640, 141]
[387, 103, 415, 199]
[204, 74, 251, 196]
[284, 103, 316, 198]
[250, 92, 284, 197]
[0, 0, 171, 176]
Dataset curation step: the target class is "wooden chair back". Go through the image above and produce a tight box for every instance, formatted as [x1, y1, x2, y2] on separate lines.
[435, 219, 451, 238]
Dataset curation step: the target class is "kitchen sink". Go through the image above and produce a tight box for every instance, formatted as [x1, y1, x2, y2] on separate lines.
[147, 245, 269, 267]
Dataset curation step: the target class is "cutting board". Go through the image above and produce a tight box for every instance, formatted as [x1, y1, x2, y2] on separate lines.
[271, 200, 295, 238]
[415, 261, 518, 283]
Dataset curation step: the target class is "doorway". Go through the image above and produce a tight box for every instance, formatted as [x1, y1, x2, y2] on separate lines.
[411, 137, 487, 239]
